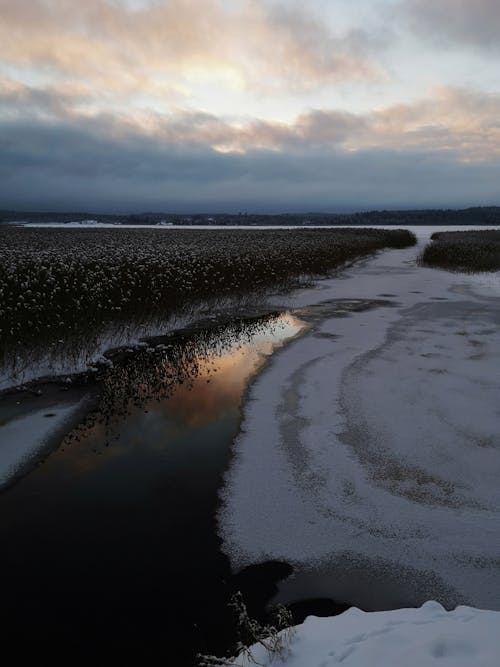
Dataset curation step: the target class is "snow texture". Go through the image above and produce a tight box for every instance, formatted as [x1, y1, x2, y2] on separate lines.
[236, 602, 500, 667]
[0, 401, 84, 488]
[219, 226, 500, 611]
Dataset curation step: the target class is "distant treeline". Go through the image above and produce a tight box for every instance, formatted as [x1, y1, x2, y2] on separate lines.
[2, 206, 500, 226]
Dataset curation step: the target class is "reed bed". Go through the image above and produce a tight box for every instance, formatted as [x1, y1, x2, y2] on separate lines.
[420, 230, 500, 272]
[0, 226, 416, 357]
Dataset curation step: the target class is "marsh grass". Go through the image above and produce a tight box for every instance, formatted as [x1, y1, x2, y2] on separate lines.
[0, 227, 416, 366]
[420, 230, 500, 272]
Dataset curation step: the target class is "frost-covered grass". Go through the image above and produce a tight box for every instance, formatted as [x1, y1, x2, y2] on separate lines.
[0, 226, 415, 359]
[420, 230, 500, 271]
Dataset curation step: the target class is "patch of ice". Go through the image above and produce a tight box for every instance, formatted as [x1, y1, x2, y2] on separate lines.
[466, 271, 500, 297]
[0, 400, 85, 488]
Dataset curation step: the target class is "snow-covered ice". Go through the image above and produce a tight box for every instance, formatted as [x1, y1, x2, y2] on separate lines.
[0, 399, 86, 488]
[235, 602, 500, 667]
[219, 226, 500, 610]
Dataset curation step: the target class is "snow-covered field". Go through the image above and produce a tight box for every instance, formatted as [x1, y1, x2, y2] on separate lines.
[219, 226, 500, 611]
[236, 602, 500, 667]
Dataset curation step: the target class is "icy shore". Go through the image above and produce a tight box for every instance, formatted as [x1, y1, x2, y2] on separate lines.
[0, 396, 88, 489]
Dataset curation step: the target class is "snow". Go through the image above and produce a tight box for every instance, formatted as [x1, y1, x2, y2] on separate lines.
[0, 399, 85, 488]
[219, 227, 500, 611]
[235, 602, 500, 667]
[467, 271, 500, 297]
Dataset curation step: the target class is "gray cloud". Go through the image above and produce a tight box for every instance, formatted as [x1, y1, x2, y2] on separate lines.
[1, 116, 499, 213]
[404, 0, 500, 51]
[0, 79, 500, 162]
[5, 77, 500, 161]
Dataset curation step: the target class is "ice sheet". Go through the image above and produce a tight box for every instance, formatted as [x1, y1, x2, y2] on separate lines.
[219, 228, 500, 610]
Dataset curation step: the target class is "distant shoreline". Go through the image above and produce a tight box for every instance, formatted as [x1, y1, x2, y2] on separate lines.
[2, 205, 500, 227]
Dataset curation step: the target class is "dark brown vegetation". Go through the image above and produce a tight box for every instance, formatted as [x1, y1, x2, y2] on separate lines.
[420, 230, 500, 272]
[0, 226, 415, 357]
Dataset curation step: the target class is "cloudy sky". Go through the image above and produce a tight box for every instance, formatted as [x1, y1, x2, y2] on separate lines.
[1, 0, 500, 212]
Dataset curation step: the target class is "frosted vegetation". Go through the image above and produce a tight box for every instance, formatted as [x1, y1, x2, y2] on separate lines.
[421, 229, 500, 271]
[0, 226, 415, 369]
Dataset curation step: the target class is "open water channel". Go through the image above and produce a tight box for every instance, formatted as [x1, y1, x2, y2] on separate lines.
[0, 310, 332, 664]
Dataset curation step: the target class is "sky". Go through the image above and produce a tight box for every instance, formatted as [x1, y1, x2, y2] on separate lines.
[1, 0, 500, 213]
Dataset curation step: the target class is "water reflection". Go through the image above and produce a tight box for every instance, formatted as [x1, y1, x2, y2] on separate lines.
[0, 293, 286, 391]
[0, 310, 305, 665]
[61, 312, 303, 456]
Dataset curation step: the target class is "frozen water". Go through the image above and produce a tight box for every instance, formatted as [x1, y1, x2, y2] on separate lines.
[0, 400, 86, 488]
[219, 227, 500, 610]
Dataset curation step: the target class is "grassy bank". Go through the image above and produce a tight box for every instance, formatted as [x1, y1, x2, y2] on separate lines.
[0, 226, 416, 356]
[420, 230, 500, 272]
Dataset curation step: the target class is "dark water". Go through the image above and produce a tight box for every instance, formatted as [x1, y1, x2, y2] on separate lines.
[0, 313, 307, 665]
